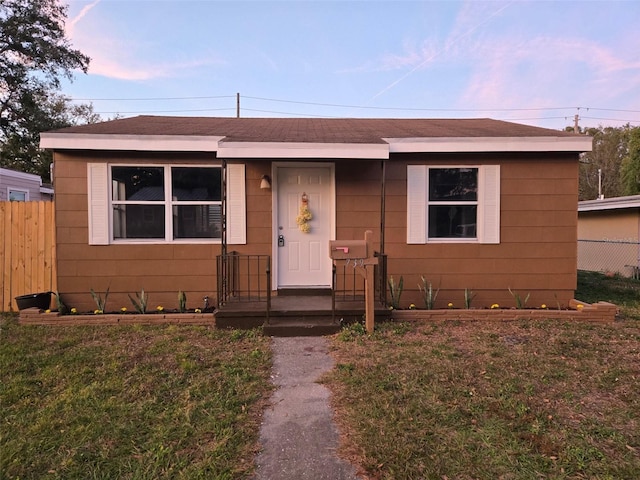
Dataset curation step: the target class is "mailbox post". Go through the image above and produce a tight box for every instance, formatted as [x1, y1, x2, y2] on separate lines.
[329, 230, 378, 334]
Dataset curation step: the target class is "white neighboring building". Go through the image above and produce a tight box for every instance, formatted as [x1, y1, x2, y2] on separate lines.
[0, 167, 53, 201]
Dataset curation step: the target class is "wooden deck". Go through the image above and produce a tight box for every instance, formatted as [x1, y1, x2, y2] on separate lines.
[215, 293, 390, 336]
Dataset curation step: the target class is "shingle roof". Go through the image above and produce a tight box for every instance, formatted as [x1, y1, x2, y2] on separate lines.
[46, 115, 578, 144]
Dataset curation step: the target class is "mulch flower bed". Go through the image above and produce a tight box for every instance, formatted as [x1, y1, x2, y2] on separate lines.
[391, 299, 618, 323]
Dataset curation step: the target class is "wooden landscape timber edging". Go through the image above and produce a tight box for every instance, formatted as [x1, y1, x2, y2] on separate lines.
[391, 300, 618, 323]
[18, 299, 617, 326]
[18, 308, 214, 326]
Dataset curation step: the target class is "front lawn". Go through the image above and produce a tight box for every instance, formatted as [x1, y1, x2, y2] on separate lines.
[325, 272, 640, 479]
[0, 318, 272, 479]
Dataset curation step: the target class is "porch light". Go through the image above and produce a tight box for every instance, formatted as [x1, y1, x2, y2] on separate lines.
[260, 175, 271, 190]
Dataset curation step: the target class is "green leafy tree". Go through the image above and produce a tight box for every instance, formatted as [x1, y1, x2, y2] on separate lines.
[572, 124, 636, 201]
[0, 0, 93, 181]
[620, 127, 640, 196]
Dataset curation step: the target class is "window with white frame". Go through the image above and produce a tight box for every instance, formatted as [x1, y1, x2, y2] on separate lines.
[87, 163, 246, 245]
[407, 165, 500, 244]
[8, 189, 28, 201]
[111, 166, 222, 240]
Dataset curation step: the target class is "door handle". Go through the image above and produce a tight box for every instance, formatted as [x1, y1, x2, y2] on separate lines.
[278, 235, 285, 247]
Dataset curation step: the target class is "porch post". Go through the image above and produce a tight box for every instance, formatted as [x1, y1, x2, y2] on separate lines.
[221, 157, 227, 257]
[380, 160, 386, 254]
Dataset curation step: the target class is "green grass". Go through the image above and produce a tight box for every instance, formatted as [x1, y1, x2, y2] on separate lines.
[325, 273, 640, 479]
[0, 317, 272, 480]
[576, 270, 640, 320]
[3, 271, 638, 479]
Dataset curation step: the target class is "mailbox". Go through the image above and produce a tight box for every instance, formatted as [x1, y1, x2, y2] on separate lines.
[329, 240, 368, 260]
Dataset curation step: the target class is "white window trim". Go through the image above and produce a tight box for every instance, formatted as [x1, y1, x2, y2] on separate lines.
[407, 165, 500, 244]
[8, 188, 29, 201]
[87, 163, 246, 245]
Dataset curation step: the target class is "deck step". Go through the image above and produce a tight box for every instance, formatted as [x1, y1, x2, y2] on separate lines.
[276, 288, 332, 296]
[214, 294, 391, 336]
[263, 320, 341, 337]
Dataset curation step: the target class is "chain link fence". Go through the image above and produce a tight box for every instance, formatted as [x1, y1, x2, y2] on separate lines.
[578, 239, 640, 279]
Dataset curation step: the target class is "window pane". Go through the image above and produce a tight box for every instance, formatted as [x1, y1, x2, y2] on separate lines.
[113, 205, 165, 239]
[171, 167, 221, 201]
[112, 167, 164, 201]
[9, 190, 27, 201]
[173, 205, 222, 239]
[429, 205, 477, 238]
[429, 168, 478, 201]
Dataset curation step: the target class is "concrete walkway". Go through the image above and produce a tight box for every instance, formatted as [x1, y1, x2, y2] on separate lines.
[253, 336, 360, 480]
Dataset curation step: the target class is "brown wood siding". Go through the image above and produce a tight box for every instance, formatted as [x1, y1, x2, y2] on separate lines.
[335, 161, 383, 244]
[52, 152, 256, 312]
[384, 153, 579, 309]
[244, 161, 273, 251]
[54, 149, 581, 311]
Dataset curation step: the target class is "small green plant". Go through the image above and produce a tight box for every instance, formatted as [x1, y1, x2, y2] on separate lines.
[338, 321, 367, 341]
[554, 293, 563, 310]
[418, 276, 439, 309]
[388, 275, 404, 309]
[508, 287, 530, 309]
[128, 289, 148, 314]
[178, 290, 187, 313]
[464, 288, 476, 309]
[53, 291, 68, 315]
[90, 287, 110, 313]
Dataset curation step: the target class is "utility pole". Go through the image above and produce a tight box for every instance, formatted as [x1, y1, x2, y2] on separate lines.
[574, 114, 580, 133]
[236, 93, 240, 118]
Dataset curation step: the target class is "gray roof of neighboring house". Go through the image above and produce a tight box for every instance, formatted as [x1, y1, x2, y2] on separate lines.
[578, 195, 640, 212]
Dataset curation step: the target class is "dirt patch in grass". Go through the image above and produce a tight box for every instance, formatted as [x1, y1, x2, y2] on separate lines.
[0, 315, 273, 479]
[325, 319, 640, 479]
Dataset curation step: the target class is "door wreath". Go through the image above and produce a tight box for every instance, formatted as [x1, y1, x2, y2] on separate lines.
[296, 193, 312, 233]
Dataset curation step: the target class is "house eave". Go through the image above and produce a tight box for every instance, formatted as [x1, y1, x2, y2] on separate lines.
[578, 195, 640, 212]
[40, 133, 224, 152]
[217, 142, 390, 159]
[384, 136, 593, 153]
[39, 133, 592, 156]
[0, 167, 43, 184]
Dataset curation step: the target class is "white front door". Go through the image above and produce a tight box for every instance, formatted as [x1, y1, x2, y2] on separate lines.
[276, 165, 334, 288]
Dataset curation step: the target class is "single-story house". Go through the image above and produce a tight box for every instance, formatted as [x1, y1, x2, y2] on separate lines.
[578, 195, 640, 278]
[40, 116, 592, 313]
[0, 167, 54, 201]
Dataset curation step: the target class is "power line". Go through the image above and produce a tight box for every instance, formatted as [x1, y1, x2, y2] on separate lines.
[92, 107, 236, 115]
[581, 116, 639, 124]
[242, 96, 581, 113]
[70, 95, 235, 102]
[78, 93, 640, 124]
[241, 108, 341, 118]
[68, 93, 640, 115]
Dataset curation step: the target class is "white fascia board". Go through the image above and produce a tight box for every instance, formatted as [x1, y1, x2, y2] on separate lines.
[0, 167, 42, 182]
[40, 133, 224, 152]
[579, 195, 640, 212]
[217, 142, 389, 159]
[384, 136, 593, 153]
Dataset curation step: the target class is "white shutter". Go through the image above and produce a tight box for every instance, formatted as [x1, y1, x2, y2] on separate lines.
[226, 163, 246, 245]
[407, 165, 427, 244]
[87, 163, 110, 245]
[478, 165, 500, 244]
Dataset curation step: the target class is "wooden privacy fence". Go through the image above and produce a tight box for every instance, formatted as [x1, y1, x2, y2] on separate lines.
[1, 201, 57, 312]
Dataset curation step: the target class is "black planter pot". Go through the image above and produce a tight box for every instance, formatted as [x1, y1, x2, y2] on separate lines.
[15, 292, 52, 311]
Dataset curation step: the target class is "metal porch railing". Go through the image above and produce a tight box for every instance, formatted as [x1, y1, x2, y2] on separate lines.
[216, 252, 271, 317]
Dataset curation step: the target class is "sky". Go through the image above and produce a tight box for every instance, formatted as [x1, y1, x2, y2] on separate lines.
[61, 0, 640, 131]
